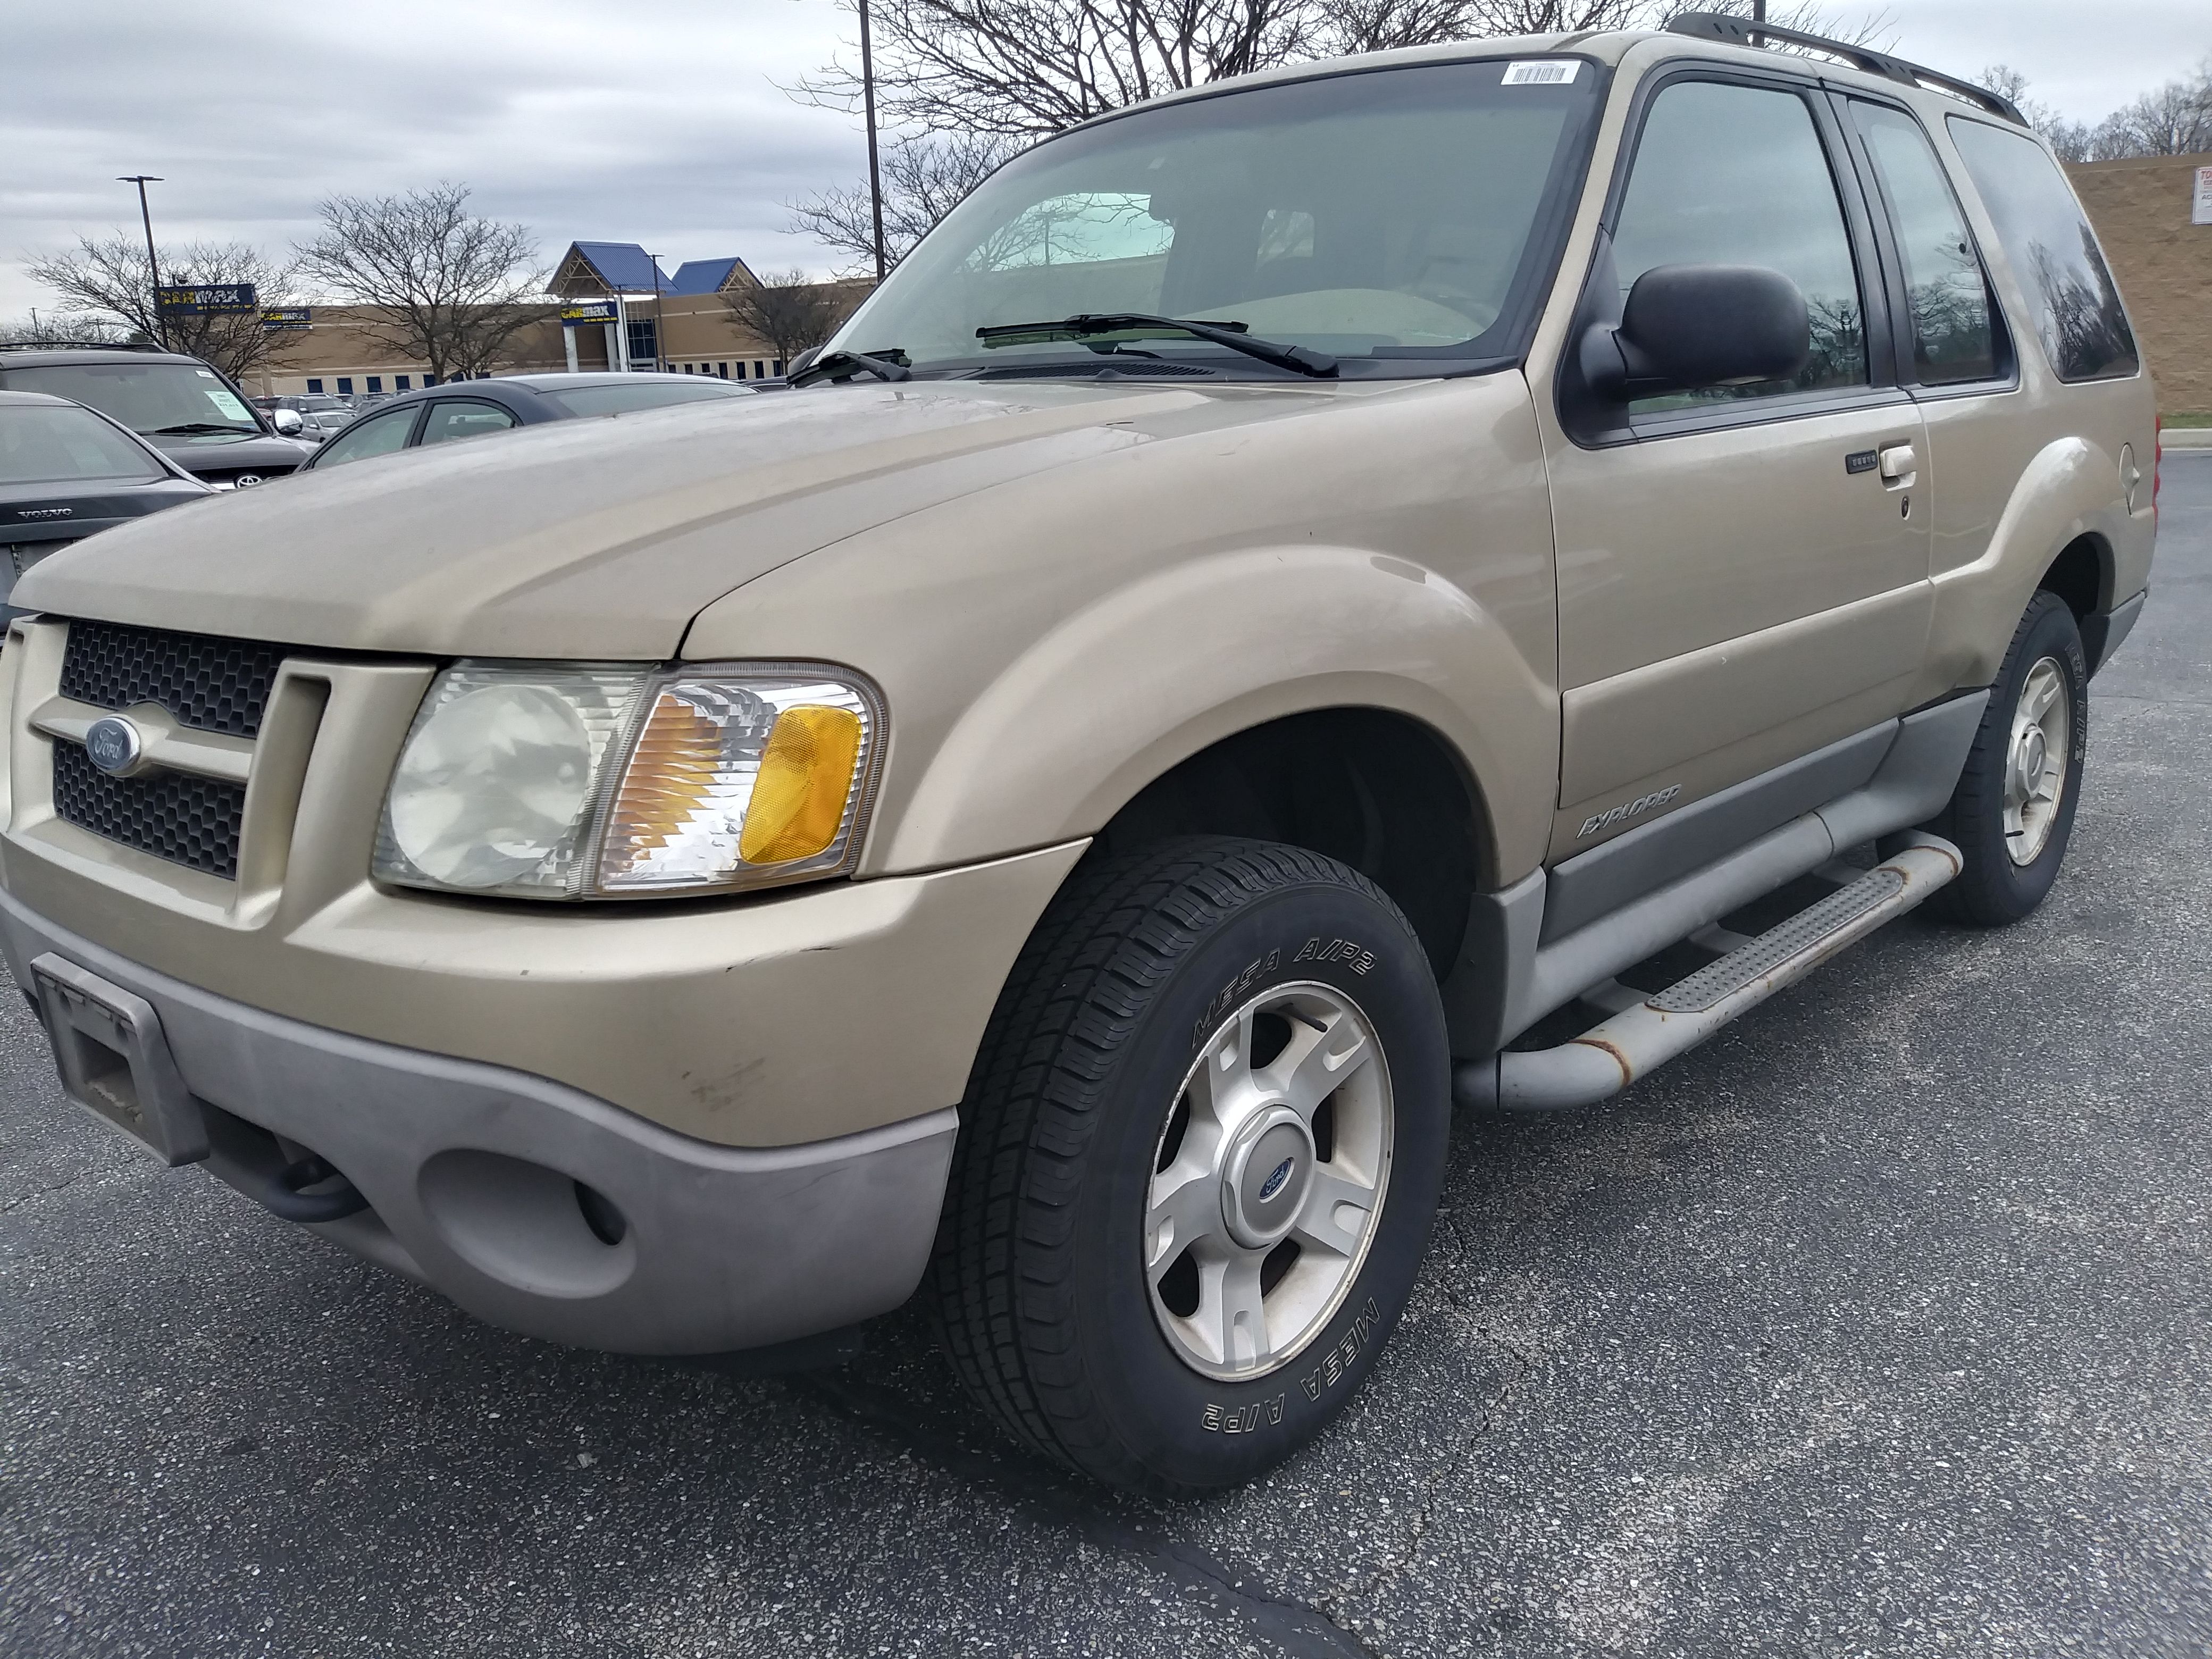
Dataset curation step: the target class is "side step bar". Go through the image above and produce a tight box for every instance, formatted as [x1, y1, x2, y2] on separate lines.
[1454, 834, 1962, 1113]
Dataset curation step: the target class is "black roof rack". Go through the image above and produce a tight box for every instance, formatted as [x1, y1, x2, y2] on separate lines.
[1665, 12, 2027, 125]
[0, 338, 167, 354]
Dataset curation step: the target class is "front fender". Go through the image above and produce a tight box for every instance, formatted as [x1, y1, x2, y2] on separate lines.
[879, 543, 1555, 878]
[680, 372, 1561, 884]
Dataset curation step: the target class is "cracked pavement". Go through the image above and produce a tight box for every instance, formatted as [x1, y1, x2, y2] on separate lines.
[4, 455, 2210, 1658]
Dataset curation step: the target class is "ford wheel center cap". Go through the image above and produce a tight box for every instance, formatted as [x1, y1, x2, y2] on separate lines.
[83, 716, 143, 776]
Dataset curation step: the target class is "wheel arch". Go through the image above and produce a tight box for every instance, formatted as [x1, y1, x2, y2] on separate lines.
[1088, 705, 1490, 979]
[1929, 435, 2135, 688]
[870, 541, 1556, 890]
[2034, 531, 2113, 622]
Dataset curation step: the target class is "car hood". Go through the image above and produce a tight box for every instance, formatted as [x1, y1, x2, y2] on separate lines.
[144, 430, 315, 473]
[17, 380, 1305, 659]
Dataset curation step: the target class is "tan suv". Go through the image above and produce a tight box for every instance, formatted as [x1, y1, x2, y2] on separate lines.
[0, 15, 2157, 1494]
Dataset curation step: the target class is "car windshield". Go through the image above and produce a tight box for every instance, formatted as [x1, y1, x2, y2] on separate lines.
[2, 362, 262, 437]
[0, 405, 166, 486]
[826, 58, 1600, 379]
[539, 380, 755, 416]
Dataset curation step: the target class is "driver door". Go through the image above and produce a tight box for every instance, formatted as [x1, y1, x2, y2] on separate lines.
[1544, 72, 1931, 865]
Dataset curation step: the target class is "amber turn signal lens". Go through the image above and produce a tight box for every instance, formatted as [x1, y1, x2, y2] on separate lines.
[739, 706, 864, 865]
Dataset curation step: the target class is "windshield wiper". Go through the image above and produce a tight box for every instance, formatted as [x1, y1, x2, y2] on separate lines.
[975, 314, 1338, 378]
[789, 348, 912, 388]
[149, 422, 252, 435]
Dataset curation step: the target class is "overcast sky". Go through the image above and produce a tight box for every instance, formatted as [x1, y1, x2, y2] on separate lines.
[2, 0, 2203, 320]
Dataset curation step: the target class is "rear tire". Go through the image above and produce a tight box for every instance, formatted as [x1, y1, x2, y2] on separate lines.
[929, 836, 1449, 1495]
[1925, 590, 2089, 926]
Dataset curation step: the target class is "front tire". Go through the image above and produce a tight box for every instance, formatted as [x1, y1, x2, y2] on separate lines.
[930, 837, 1450, 1495]
[1925, 590, 2090, 926]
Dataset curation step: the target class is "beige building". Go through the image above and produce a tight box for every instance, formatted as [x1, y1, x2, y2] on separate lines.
[252, 240, 869, 397]
[253, 306, 569, 398]
[2068, 152, 2212, 416]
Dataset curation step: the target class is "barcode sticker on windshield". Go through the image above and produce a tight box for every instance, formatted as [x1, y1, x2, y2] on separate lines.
[1502, 60, 1579, 85]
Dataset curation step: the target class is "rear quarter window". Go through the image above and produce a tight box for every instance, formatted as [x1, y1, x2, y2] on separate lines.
[1946, 116, 2138, 383]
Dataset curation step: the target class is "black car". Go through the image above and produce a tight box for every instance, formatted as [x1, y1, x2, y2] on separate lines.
[0, 344, 316, 490]
[303, 372, 756, 471]
[0, 389, 212, 622]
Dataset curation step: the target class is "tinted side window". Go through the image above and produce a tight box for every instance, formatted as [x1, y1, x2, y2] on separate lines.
[313, 407, 415, 470]
[417, 401, 518, 446]
[1613, 80, 1867, 408]
[1852, 105, 1999, 384]
[1946, 118, 2138, 383]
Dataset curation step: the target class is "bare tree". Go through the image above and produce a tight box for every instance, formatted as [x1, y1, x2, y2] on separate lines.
[792, 131, 1020, 272]
[794, 0, 1342, 142]
[789, 0, 1900, 270]
[1986, 60, 2212, 163]
[1981, 65, 2093, 161]
[794, 0, 1903, 144]
[2094, 62, 2212, 157]
[0, 312, 131, 347]
[720, 268, 852, 359]
[23, 234, 300, 379]
[296, 183, 547, 380]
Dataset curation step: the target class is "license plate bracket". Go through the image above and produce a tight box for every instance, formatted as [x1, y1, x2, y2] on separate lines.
[29, 952, 208, 1166]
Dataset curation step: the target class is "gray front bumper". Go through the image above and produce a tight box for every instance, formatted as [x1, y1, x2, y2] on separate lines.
[0, 889, 956, 1355]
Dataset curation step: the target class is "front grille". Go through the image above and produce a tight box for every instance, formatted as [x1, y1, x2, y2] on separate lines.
[198, 466, 297, 489]
[60, 619, 283, 739]
[51, 741, 244, 879]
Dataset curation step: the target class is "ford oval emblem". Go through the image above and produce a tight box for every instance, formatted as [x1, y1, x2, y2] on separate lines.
[83, 716, 143, 776]
[1258, 1156, 1295, 1203]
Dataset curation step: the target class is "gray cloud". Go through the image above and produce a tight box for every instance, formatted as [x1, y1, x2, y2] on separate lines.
[1886, 0, 2207, 123]
[3, 0, 2202, 317]
[2, 0, 866, 313]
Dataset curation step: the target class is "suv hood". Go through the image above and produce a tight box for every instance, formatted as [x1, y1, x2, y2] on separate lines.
[18, 380, 1286, 659]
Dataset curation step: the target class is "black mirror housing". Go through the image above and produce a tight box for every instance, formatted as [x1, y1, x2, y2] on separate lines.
[1583, 264, 1811, 401]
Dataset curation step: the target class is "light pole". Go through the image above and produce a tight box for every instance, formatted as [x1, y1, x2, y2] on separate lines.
[118, 174, 166, 348]
[859, 0, 887, 283]
[648, 253, 667, 372]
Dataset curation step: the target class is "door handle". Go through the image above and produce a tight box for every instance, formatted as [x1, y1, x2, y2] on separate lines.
[1878, 442, 1917, 486]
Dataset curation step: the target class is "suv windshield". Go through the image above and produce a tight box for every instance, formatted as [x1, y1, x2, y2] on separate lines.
[1, 362, 261, 439]
[0, 405, 165, 486]
[827, 58, 1600, 379]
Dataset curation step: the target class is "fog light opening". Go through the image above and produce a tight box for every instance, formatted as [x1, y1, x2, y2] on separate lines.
[574, 1180, 629, 1246]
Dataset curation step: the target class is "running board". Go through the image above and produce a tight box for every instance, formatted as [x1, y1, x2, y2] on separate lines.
[1453, 834, 1962, 1113]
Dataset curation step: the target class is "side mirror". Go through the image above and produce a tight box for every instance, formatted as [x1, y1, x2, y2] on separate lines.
[270, 408, 305, 436]
[1580, 264, 1810, 399]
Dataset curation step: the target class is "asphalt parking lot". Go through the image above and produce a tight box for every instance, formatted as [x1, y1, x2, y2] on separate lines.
[4, 453, 2210, 1659]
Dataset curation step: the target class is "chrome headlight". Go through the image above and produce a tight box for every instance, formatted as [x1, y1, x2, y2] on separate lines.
[373, 663, 885, 899]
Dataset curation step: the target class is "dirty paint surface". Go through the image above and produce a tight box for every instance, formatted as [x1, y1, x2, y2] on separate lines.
[3, 458, 2210, 1657]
